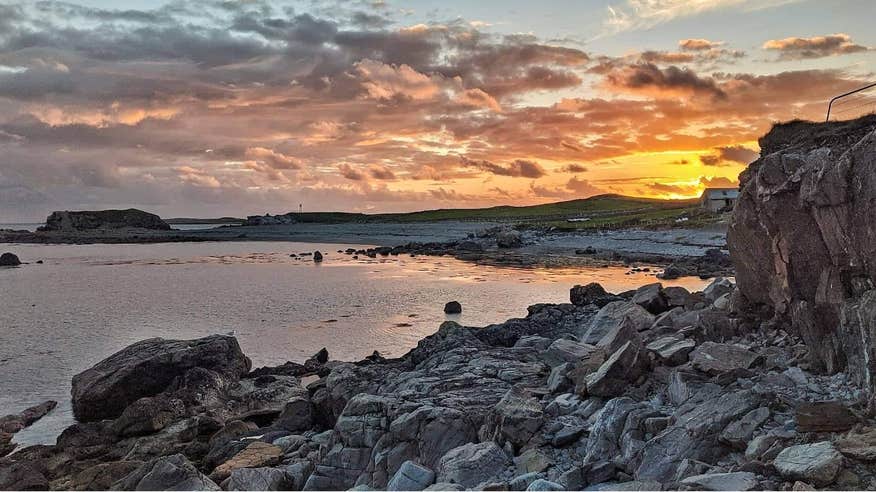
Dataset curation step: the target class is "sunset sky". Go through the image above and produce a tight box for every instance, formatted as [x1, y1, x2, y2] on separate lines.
[0, 0, 874, 220]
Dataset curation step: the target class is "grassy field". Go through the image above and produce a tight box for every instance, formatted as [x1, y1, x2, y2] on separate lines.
[248, 194, 717, 229]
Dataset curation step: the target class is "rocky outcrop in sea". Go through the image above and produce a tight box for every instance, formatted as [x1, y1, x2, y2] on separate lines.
[40, 209, 171, 232]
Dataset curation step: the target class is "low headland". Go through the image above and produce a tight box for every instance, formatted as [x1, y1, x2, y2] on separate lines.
[2, 114, 876, 491]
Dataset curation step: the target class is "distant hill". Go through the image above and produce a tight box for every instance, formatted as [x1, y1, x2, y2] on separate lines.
[244, 194, 701, 227]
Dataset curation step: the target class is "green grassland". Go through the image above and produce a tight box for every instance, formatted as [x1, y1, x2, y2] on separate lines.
[255, 194, 719, 229]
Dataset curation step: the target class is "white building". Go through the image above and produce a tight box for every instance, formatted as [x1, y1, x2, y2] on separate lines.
[700, 188, 739, 212]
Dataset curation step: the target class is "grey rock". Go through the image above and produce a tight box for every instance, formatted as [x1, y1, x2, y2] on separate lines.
[496, 229, 523, 248]
[680, 472, 758, 491]
[773, 441, 843, 487]
[646, 336, 695, 366]
[444, 301, 462, 314]
[0, 252, 21, 267]
[526, 479, 564, 491]
[72, 335, 250, 421]
[223, 467, 294, 491]
[509, 472, 544, 491]
[579, 302, 654, 344]
[570, 283, 620, 307]
[689, 342, 758, 376]
[702, 278, 734, 303]
[480, 387, 544, 448]
[631, 283, 669, 315]
[541, 339, 600, 368]
[425, 483, 464, 491]
[387, 461, 436, 491]
[720, 407, 770, 449]
[583, 341, 647, 397]
[114, 454, 220, 491]
[436, 442, 511, 489]
[110, 396, 186, 437]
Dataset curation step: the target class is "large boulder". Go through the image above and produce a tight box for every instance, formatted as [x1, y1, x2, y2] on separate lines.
[41, 208, 171, 231]
[728, 115, 876, 387]
[72, 335, 251, 421]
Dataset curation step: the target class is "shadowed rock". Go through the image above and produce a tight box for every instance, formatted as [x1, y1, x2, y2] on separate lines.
[72, 335, 251, 421]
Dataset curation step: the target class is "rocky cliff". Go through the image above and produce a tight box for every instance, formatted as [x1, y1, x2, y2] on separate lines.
[40, 209, 170, 231]
[729, 114, 876, 390]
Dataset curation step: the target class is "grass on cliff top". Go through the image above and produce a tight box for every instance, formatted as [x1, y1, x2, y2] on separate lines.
[269, 194, 702, 226]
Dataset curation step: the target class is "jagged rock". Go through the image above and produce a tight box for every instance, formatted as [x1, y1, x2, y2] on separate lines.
[795, 401, 857, 432]
[222, 467, 294, 491]
[481, 387, 544, 449]
[728, 116, 876, 386]
[636, 390, 762, 482]
[0, 252, 21, 266]
[680, 472, 758, 491]
[835, 428, 876, 461]
[110, 395, 186, 436]
[547, 363, 572, 393]
[72, 335, 250, 421]
[444, 301, 462, 314]
[210, 442, 283, 481]
[540, 339, 599, 367]
[526, 479, 564, 490]
[663, 287, 697, 310]
[69, 461, 144, 490]
[689, 342, 758, 376]
[514, 448, 550, 474]
[595, 315, 642, 355]
[387, 461, 436, 491]
[583, 397, 658, 467]
[631, 283, 669, 314]
[496, 229, 523, 248]
[583, 341, 647, 397]
[702, 278, 734, 303]
[719, 407, 770, 449]
[587, 480, 663, 491]
[115, 454, 220, 491]
[0, 462, 49, 490]
[570, 283, 619, 307]
[579, 302, 654, 343]
[559, 461, 616, 489]
[436, 442, 511, 489]
[773, 441, 843, 486]
[42, 208, 171, 231]
[425, 483, 464, 491]
[510, 472, 545, 491]
[646, 337, 695, 366]
[0, 400, 57, 434]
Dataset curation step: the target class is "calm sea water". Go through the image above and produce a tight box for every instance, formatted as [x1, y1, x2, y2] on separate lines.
[0, 241, 710, 446]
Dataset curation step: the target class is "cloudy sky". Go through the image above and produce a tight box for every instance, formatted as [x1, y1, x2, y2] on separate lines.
[0, 0, 873, 220]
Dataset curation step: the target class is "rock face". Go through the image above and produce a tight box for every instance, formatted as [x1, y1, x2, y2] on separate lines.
[115, 454, 220, 491]
[0, 253, 20, 266]
[71, 335, 250, 421]
[728, 115, 876, 389]
[41, 209, 171, 231]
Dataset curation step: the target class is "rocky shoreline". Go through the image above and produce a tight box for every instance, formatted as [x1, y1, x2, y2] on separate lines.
[0, 276, 871, 491]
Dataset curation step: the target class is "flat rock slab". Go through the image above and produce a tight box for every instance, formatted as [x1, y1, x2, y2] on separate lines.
[681, 471, 759, 491]
[690, 342, 758, 375]
[773, 441, 843, 486]
[795, 401, 857, 433]
[210, 442, 283, 481]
